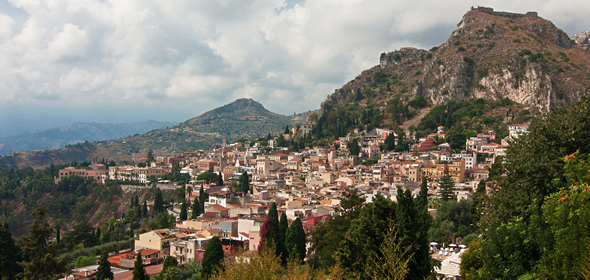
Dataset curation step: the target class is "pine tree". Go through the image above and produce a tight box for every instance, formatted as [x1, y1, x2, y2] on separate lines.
[276, 212, 289, 264]
[201, 236, 224, 279]
[180, 201, 188, 220]
[132, 252, 148, 280]
[439, 175, 456, 201]
[96, 251, 114, 280]
[18, 205, 66, 280]
[191, 198, 201, 219]
[0, 222, 22, 280]
[285, 218, 306, 263]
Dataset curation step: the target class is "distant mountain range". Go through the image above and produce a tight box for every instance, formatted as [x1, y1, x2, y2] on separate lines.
[0, 99, 314, 168]
[0, 120, 177, 156]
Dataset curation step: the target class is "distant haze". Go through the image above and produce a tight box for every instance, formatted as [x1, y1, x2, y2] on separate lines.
[1, 0, 589, 134]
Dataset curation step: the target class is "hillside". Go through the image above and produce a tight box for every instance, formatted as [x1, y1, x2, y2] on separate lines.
[0, 120, 176, 156]
[322, 7, 590, 119]
[0, 99, 311, 168]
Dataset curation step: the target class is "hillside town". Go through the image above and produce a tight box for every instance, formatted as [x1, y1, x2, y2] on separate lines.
[54, 123, 528, 279]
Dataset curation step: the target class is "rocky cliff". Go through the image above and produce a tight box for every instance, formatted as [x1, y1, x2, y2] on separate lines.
[322, 7, 590, 114]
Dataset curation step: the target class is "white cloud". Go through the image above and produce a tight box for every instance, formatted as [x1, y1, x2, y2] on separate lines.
[0, 13, 15, 39]
[0, 0, 589, 133]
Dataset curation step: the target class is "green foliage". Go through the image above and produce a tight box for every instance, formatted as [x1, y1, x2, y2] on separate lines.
[201, 236, 224, 279]
[457, 46, 466, 52]
[349, 138, 360, 156]
[132, 252, 149, 280]
[191, 197, 201, 219]
[179, 201, 188, 220]
[18, 205, 67, 280]
[96, 251, 114, 280]
[285, 218, 306, 263]
[161, 256, 179, 276]
[154, 188, 164, 213]
[196, 172, 219, 184]
[428, 200, 472, 243]
[0, 223, 22, 280]
[75, 253, 96, 267]
[536, 153, 590, 279]
[237, 172, 250, 194]
[438, 175, 456, 201]
[276, 212, 288, 264]
[309, 189, 364, 268]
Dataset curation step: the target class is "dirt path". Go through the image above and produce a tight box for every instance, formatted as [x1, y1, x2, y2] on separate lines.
[398, 107, 431, 134]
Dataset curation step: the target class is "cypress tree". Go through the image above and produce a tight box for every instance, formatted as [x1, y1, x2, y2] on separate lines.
[142, 201, 147, 217]
[201, 236, 224, 279]
[96, 251, 114, 280]
[132, 252, 148, 280]
[268, 203, 279, 240]
[154, 188, 164, 213]
[285, 218, 306, 263]
[276, 212, 289, 264]
[180, 201, 188, 220]
[217, 172, 223, 186]
[191, 198, 201, 219]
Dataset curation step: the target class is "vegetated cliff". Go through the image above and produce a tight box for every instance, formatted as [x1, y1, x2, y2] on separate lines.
[323, 7, 590, 116]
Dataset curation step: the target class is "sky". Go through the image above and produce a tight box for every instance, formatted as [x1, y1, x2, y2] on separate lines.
[0, 0, 589, 135]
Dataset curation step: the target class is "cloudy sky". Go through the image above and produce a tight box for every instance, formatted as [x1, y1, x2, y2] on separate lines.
[0, 0, 588, 134]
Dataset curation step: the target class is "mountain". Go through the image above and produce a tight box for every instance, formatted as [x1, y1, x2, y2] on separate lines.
[0, 99, 313, 168]
[323, 7, 590, 115]
[0, 120, 176, 156]
[119, 98, 307, 150]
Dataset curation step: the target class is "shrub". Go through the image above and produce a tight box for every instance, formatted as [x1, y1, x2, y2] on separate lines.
[513, 38, 521, 43]
[457, 47, 466, 52]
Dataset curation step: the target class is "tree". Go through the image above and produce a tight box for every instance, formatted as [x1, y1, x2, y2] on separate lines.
[132, 252, 148, 280]
[161, 256, 179, 276]
[18, 205, 66, 280]
[0, 223, 22, 280]
[199, 184, 209, 210]
[53, 218, 62, 243]
[285, 218, 306, 263]
[180, 201, 188, 220]
[201, 236, 224, 279]
[96, 251, 114, 280]
[276, 212, 289, 264]
[438, 175, 456, 201]
[238, 172, 250, 194]
[284, 125, 290, 134]
[197, 172, 219, 184]
[147, 149, 154, 161]
[191, 197, 201, 219]
[142, 201, 148, 217]
[349, 138, 360, 156]
[154, 188, 164, 213]
[217, 172, 224, 186]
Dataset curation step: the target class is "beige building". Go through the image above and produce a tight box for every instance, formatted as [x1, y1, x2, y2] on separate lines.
[134, 229, 178, 255]
[170, 238, 210, 264]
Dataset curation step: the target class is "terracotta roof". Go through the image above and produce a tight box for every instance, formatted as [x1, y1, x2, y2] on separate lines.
[211, 204, 229, 211]
[140, 249, 160, 256]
